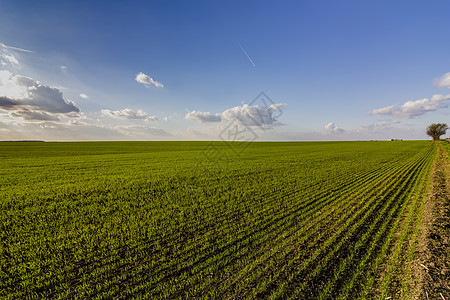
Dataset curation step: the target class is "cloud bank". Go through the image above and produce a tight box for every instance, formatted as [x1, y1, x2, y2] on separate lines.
[0, 70, 80, 121]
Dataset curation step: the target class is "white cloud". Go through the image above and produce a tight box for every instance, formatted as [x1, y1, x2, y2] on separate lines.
[222, 103, 285, 127]
[60, 65, 68, 71]
[80, 93, 89, 99]
[185, 103, 285, 127]
[399, 95, 449, 117]
[434, 72, 450, 89]
[101, 108, 157, 121]
[185, 110, 222, 123]
[324, 122, 345, 134]
[1, 54, 19, 67]
[0, 72, 25, 100]
[368, 94, 450, 118]
[135, 72, 164, 88]
[0, 70, 80, 121]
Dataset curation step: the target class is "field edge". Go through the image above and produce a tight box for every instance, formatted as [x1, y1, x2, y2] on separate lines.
[418, 141, 450, 299]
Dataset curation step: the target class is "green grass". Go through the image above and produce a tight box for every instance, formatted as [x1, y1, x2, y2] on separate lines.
[0, 141, 435, 299]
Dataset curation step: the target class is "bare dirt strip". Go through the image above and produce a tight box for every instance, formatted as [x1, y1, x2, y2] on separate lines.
[416, 141, 449, 300]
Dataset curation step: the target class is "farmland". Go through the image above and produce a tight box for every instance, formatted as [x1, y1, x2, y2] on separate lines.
[0, 140, 444, 299]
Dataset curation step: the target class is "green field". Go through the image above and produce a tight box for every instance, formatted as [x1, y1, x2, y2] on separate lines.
[0, 141, 440, 299]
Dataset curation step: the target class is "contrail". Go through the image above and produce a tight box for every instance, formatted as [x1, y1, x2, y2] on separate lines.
[0, 42, 35, 53]
[239, 43, 256, 67]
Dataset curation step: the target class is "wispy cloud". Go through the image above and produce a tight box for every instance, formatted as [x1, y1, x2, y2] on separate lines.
[359, 120, 400, 132]
[239, 43, 256, 67]
[101, 108, 157, 121]
[115, 125, 171, 137]
[368, 94, 450, 118]
[1, 54, 19, 67]
[80, 93, 89, 99]
[0, 42, 35, 53]
[368, 105, 395, 116]
[135, 72, 164, 88]
[11, 110, 60, 121]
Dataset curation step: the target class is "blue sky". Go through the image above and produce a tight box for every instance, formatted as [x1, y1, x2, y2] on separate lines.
[0, 0, 449, 141]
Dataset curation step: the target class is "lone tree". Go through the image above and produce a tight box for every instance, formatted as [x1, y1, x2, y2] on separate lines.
[426, 123, 448, 141]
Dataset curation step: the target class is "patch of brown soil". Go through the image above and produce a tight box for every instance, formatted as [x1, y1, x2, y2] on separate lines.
[415, 142, 450, 299]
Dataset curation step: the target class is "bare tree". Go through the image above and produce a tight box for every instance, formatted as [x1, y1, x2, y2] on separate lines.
[426, 123, 448, 141]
